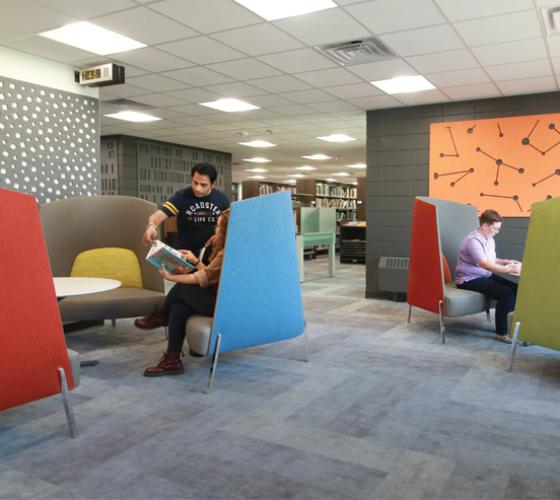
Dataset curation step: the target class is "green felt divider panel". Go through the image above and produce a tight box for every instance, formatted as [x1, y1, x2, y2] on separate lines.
[300, 207, 336, 234]
[513, 197, 560, 349]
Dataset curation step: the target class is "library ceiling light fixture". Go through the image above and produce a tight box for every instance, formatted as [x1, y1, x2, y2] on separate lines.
[371, 75, 434, 94]
[333, 172, 351, 177]
[302, 154, 332, 160]
[39, 22, 146, 55]
[233, 0, 336, 21]
[245, 168, 268, 173]
[317, 134, 356, 143]
[347, 163, 366, 169]
[247, 175, 266, 180]
[294, 165, 317, 171]
[289, 174, 307, 178]
[325, 178, 336, 182]
[239, 140, 277, 148]
[199, 98, 259, 112]
[242, 157, 271, 163]
[283, 179, 297, 184]
[103, 111, 161, 123]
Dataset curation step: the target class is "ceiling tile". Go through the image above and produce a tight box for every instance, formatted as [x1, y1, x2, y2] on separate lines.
[212, 24, 304, 56]
[472, 38, 548, 66]
[553, 58, 560, 74]
[346, 95, 403, 109]
[98, 84, 150, 98]
[247, 75, 312, 93]
[441, 82, 501, 100]
[5, 35, 94, 63]
[158, 37, 245, 65]
[34, 0, 136, 18]
[270, 104, 318, 116]
[169, 104, 222, 117]
[273, 8, 371, 46]
[324, 83, 383, 99]
[486, 59, 552, 82]
[204, 81, 266, 98]
[426, 67, 490, 87]
[307, 101, 360, 112]
[162, 67, 233, 86]
[434, 0, 534, 22]
[380, 25, 465, 56]
[393, 89, 451, 105]
[347, 59, 417, 81]
[544, 37, 560, 58]
[406, 49, 479, 74]
[245, 94, 294, 107]
[113, 47, 193, 72]
[131, 93, 188, 107]
[454, 11, 541, 47]
[294, 68, 363, 87]
[127, 74, 189, 92]
[496, 76, 558, 95]
[149, 0, 261, 32]
[0, 0, 74, 42]
[279, 89, 336, 104]
[207, 59, 281, 80]
[166, 88, 221, 102]
[258, 48, 337, 73]
[146, 108, 187, 119]
[94, 7, 198, 45]
[345, 0, 446, 34]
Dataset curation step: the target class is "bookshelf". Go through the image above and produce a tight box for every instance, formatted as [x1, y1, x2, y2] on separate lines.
[241, 180, 296, 199]
[296, 178, 360, 222]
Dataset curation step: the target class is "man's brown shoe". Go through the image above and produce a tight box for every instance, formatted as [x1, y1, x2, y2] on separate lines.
[134, 312, 168, 330]
[144, 352, 184, 377]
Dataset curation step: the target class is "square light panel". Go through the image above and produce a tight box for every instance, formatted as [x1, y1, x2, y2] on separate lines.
[234, 0, 336, 21]
[317, 134, 356, 143]
[247, 175, 266, 180]
[302, 154, 332, 160]
[245, 168, 268, 173]
[294, 165, 316, 171]
[239, 140, 277, 148]
[347, 163, 366, 169]
[200, 98, 259, 112]
[289, 174, 307, 178]
[333, 172, 351, 177]
[104, 111, 161, 123]
[371, 75, 434, 94]
[40, 22, 146, 55]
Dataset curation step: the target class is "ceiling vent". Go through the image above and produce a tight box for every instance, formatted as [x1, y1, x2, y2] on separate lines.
[542, 6, 560, 35]
[103, 98, 153, 110]
[316, 37, 397, 66]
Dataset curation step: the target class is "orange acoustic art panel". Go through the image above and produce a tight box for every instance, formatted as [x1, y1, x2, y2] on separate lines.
[429, 113, 560, 216]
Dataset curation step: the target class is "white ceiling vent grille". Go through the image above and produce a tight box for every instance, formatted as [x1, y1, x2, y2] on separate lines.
[542, 6, 560, 35]
[316, 37, 397, 66]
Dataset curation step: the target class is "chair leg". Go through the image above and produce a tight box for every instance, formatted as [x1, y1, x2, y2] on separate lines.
[111, 318, 116, 327]
[206, 332, 222, 393]
[507, 321, 521, 372]
[58, 367, 78, 438]
[407, 304, 412, 324]
[438, 300, 446, 344]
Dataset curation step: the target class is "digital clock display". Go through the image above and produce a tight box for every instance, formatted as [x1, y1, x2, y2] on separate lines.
[81, 68, 102, 81]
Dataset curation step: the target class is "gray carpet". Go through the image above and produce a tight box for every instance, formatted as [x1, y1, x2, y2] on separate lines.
[2, 257, 560, 499]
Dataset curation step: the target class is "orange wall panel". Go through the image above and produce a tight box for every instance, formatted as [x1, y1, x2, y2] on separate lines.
[429, 113, 560, 216]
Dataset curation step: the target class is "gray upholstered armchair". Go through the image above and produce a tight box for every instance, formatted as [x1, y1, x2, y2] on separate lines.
[40, 195, 165, 324]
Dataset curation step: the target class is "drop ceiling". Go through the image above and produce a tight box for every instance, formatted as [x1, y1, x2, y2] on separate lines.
[2, 0, 560, 183]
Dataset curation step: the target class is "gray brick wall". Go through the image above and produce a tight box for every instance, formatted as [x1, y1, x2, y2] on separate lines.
[366, 91, 560, 298]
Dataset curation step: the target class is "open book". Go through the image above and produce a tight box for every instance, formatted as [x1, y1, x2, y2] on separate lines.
[146, 240, 195, 274]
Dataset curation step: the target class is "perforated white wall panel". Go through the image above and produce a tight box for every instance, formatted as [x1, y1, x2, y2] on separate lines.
[0, 76, 100, 202]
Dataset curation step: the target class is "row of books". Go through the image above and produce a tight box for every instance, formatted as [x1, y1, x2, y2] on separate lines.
[316, 183, 357, 198]
[259, 184, 296, 195]
[316, 198, 357, 209]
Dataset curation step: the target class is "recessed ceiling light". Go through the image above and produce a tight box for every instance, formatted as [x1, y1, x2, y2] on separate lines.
[245, 167, 268, 173]
[247, 175, 266, 180]
[347, 163, 366, 169]
[239, 140, 277, 148]
[317, 134, 356, 143]
[289, 174, 307, 178]
[282, 179, 297, 184]
[242, 157, 271, 163]
[200, 98, 259, 112]
[370, 75, 435, 94]
[326, 178, 336, 182]
[333, 172, 351, 177]
[39, 22, 146, 55]
[104, 111, 161, 123]
[302, 154, 332, 160]
[294, 165, 316, 171]
[233, 0, 336, 21]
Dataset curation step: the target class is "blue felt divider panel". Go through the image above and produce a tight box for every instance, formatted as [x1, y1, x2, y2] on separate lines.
[209, 191, 305, 353]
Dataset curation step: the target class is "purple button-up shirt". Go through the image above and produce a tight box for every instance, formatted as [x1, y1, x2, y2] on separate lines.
[455, 229, 495, 284]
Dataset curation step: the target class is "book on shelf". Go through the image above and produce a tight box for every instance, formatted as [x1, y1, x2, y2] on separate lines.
[146, 240, 194, 274]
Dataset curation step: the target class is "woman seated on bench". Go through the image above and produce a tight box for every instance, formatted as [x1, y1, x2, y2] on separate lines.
[140, 209, 230, 377]
[456, 209, 521, 344]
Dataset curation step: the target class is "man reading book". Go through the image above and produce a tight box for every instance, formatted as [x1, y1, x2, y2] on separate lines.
[136, 162, 229, 329]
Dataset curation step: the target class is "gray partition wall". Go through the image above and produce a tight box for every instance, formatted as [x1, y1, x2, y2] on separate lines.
[366, 92, 560, 298]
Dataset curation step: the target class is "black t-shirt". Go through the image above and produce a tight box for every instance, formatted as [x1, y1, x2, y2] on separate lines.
[160, 187, 230, 251]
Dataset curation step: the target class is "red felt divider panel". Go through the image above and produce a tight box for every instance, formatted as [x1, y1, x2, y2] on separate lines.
[407, 199, 444, 315]
[0, 189, 74, 411]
